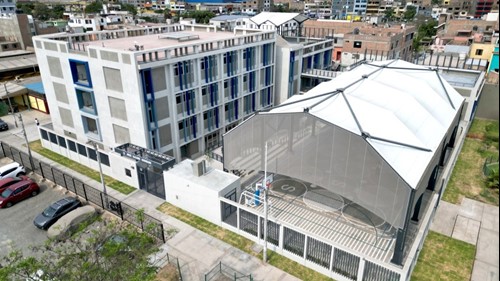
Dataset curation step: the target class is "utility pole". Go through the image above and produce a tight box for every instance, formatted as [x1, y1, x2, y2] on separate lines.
[18, 114, 35, 171]
[263, 142, 268, 263]
[3, 83, 18, 128]
[88, 140, 109, 208]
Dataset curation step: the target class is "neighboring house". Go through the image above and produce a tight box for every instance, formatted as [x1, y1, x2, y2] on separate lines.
[247, 12, 308, 37]
[341, 23, 416, 68]
[433, 14, 498, 48]
[469, 42, 496, 61]
[0, 14, 37, 51]
[0, 0, 16, 14]
[33, 24, 277, 198]
[303, 19, 414, 68]
[209, 15, 251, 31]
[223, 59, 465, 281]
[241, 0, 273, 14]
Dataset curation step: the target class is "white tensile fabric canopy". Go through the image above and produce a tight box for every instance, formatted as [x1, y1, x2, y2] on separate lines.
[223, 60, 464, 228]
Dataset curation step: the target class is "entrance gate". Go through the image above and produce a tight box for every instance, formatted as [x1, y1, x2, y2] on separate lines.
[115, 143, 175, 200]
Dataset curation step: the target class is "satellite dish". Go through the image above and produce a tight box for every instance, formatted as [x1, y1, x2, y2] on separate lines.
[353, 28, 360, 35]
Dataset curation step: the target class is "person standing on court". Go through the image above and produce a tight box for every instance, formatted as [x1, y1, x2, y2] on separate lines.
[35, 118, 39, 126]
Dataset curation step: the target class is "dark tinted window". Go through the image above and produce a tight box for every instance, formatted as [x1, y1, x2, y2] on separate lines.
[77, 144, 87, 157]
[49, 133, 58, 144]
[41, 129, 49, 141]
[100, 153, 110, 166]
[88, 148, 97, 161]
[68, 140, 77, 152]
[57, 136, 67, 148]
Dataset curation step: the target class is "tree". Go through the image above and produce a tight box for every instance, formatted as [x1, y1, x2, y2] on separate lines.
[384, 8, 395, 22]
[85, 1, 103, 14]
[185, 10, 215, 24]
[32, 3, 51, 21]
[51, 4, 66, 19]
[120, 2, 137, 16]
[404, 6, 417, 21]
[0, 219, 160, 281]
[163, 8, 172, 19]
[412, 20, 438, 53]
[15, 2, 34, 14]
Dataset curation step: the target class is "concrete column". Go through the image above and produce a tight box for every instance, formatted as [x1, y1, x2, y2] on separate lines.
[279, 224, 284, 249]
[236, 207, 240, 230]
[329, 246, 335, 271]
[356, 258, 366, 281]
[411, 194, 424, 222]
[303, 235, 308, 260]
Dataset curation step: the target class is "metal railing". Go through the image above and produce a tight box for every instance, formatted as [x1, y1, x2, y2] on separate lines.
[205, 261, 253, 281]
[0, 141, 166, 243]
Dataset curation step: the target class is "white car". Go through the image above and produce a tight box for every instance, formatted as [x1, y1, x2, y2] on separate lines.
[0, 162, 26, 179]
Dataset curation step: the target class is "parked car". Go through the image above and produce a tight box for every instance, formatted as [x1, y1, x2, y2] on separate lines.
[0, 162, 26, 180]
[0, 176, 29, 194]
[34, 197, 82, 230]
[0, 179, 40, 208]
[0, 118, 8, 131]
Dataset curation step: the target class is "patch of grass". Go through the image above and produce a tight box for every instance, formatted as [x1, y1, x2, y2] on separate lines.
[29, 140, 136, 195]
[411, 231, 475, 281]
[444, 119, 499, 206]
[157, 202, 334, 281]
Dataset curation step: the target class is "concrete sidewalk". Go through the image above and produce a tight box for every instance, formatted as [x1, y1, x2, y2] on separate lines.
[1, 116, 300, 281]
[431, 198, 499, 281]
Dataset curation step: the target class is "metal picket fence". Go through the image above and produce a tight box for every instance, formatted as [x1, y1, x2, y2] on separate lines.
[205, 261, 253, 281]
[0, 141, 165, 242]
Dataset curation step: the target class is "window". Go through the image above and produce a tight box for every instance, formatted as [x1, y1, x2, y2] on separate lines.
[77, 143, 87, 157]
[125, 168, 132, 177]
[68, 140, 77, 152]
[76, 89, 96, 114]
[88, 148, 97, 161]
[100, 153, 110, 166]
[353, 41, 362, 48]
[475, 49, 483, 56]
[69, 60, 92, 87]
[82, 116, 99, 137]
[49, 133, 58, 144]
[41, 129, 49, 141]
[57, 136, 67, 148]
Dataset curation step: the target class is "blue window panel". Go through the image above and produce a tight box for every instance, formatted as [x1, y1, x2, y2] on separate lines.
[215, 107, 219, 128]
[178, 62, 183, 90]
[192, 116, 197, 138]
[314, 54, 320, 68]
[235, 100, 238, 120]
[252, 93, 255, 111]
[69, 59, 92, 88]
[76, 89, 97, 115]
[204, 57, 209, 83]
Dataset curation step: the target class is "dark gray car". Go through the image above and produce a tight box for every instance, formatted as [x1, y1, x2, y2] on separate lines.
[0, 118, 8, 131]
[34, 197, 82, 230]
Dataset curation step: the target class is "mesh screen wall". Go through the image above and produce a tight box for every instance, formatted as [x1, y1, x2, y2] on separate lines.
[223, 112, 412, 229]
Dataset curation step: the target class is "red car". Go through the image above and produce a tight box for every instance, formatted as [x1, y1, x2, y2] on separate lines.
[0, 176, 29, 194]
[0, 179, 40, 208]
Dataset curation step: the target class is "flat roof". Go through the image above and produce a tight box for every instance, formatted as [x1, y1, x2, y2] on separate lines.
[0, 55, 38, 73]
[86, 30, 240, 51]
[167, 159, 239, 193]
